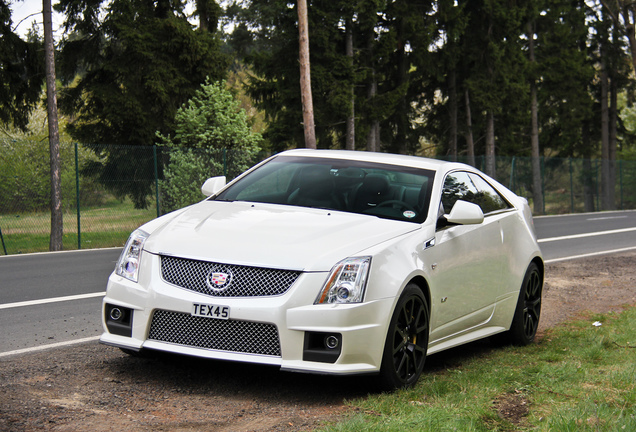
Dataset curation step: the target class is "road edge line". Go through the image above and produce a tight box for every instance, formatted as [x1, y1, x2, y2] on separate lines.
[545, 246, 636, 264]
[0, 336, 101, 359]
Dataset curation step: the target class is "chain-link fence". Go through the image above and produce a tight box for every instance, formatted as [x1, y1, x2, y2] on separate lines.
[0, 140, 267, 255]
[1, 139, 635, 255]
[450, 155, 636, 214]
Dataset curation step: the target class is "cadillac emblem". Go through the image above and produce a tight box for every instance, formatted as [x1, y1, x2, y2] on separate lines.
[206, 266, 233, 293]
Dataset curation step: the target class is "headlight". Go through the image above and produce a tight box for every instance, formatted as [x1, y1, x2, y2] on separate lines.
[115, 229, 149, 282]
[315, 257, 371, 304]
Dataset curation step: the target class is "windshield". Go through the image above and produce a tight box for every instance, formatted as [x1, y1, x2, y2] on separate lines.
[214, 155, 435, 224]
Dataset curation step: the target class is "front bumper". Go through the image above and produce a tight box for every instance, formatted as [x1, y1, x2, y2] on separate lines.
[100, 252, 394, 375]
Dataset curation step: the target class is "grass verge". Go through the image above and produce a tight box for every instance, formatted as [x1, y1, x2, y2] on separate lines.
[323, 308, 636, 432]
[0, 199, 156, 254]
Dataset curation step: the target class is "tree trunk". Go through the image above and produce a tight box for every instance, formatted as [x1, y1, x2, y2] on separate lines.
[43, 0, 63, 251]
[395, 16, 408, 155]
[448, 69, 457, 161]
[366, 70, 379, 153]
[297, 0, 316, 149]
[528, 21, 543, 215]
[609, 66, 618, 209]
[195, 0, 220, 32]
[485, 111, 496, 177]
[600, 46, 611, 210]
[582, 121, 595, 212]
[530, 81, 543, 215]
[619, 5, 636, 74]
[366, 73, 379, 152]
[366, 25, 379, 153]
[464, 89, 475, 167]
[367, 120, 379, 153]
[345, 18, 355, 151]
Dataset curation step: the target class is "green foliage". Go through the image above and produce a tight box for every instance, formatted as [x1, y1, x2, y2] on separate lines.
[0, 2, 44, 130]
[321, 308, 636, 432]
[159, 79, 262, 212]
[229, 0, 439, 153]
[56, 0, 230, 208]
[0, 139, 106, 213]
[536, 0, 595, 157]
[224, 0, 636, 169]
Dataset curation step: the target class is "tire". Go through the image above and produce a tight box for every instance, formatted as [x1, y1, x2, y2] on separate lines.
[496, 262, 542, 346]
[379, 284, 429, 390]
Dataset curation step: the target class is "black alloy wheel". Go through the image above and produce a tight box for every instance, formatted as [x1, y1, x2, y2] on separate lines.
[379, 285, 429, 390]
[521, 264, 542, 341]
[495, 262, 542, 346]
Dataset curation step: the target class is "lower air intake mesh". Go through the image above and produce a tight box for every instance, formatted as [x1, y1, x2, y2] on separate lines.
[147, 310, 281, 357]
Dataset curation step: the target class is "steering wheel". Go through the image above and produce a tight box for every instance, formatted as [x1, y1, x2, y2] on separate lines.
[376, 200, 417, 213]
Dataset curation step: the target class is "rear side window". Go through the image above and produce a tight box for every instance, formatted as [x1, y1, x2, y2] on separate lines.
[442, 171, 511, 215]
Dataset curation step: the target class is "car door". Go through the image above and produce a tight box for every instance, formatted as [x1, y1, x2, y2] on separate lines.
[426, 171, 510, 342]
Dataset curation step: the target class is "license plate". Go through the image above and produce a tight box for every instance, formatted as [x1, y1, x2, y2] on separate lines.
[192, 303, 230, 320]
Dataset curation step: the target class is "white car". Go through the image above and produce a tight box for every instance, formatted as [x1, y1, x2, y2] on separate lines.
[101, 149, 543, 389]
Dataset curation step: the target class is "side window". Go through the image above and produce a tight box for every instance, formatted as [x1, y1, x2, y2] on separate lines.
[442, 172, 510, 215]
[467, 173, 510, 213]
[442, 172, 477, 213]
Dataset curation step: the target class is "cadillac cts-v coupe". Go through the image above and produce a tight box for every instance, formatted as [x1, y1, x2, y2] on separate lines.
[101, 149, 543, 389]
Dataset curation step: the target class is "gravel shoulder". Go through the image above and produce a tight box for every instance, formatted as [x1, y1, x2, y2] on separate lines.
[1, 252, 635, 432]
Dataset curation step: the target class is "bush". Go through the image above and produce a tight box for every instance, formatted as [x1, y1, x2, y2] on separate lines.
[159, 79, 262, 212]
[0, 139, 109, 213]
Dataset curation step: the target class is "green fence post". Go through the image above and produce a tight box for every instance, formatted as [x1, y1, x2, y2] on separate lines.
[223, 148, 228, 177]
[509, 157, 516, 192]
[619, 160, 623, 210]
[75, 142, 81, 249]
[541, 157, 546, 215]
[569, 158, 574, 213]
[154, 145, 160, 218]
[595, 159, 600, 211]
[0, 226, 7, 255]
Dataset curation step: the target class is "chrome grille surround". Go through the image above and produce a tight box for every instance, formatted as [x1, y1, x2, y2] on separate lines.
[160, 255, 301, 297]
[148, 310, 281, 357]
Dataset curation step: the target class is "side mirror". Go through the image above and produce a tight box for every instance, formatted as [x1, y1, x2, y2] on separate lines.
[201, 176, 226, 197]
[444, 200, 484, 225]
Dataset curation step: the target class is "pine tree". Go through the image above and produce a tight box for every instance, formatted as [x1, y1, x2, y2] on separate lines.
[0, 2, 44, 130]
[56, 0, 229, 208]
[159, 79, 262, 212]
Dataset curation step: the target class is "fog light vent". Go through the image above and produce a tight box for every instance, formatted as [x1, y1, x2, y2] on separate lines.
[303, 332, 342, 363]
[105, 304, 133, 337]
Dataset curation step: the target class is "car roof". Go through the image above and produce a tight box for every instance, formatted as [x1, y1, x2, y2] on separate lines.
[278, 149, 469, 173]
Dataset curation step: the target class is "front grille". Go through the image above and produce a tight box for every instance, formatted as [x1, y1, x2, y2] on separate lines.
[160, 255, 301, 298]
[148, 310, 281, 357]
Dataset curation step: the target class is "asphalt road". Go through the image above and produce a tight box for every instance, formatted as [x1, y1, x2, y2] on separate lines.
[1, 210, 635, 357]
[534, 210, 636, 262]
[0, 248, 120, 356]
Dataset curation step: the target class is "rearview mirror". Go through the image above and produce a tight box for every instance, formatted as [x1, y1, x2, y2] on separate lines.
[444, 200, 484, 225]
[201, 176, 226, 197]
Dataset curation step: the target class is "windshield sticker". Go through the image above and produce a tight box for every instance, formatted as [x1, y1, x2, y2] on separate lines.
[403, 210, 416, 219]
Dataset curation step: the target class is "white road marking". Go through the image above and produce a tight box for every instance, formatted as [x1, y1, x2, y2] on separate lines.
[0, 292, 105, 310]
[0, 246, 121, 259]
[545, 246, 636, 264]
[0, 336, 101, 358]
[587, 216, 629, 221]
[538, 227, 636, 243]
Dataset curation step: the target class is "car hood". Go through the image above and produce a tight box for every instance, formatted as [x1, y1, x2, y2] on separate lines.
[143, 200, 420, 271]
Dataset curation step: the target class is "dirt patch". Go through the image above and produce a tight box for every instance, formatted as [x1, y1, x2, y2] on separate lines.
[494, 391, 529, 426]
[1, 252, 635, 431]
[538, 251, 636, 333]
